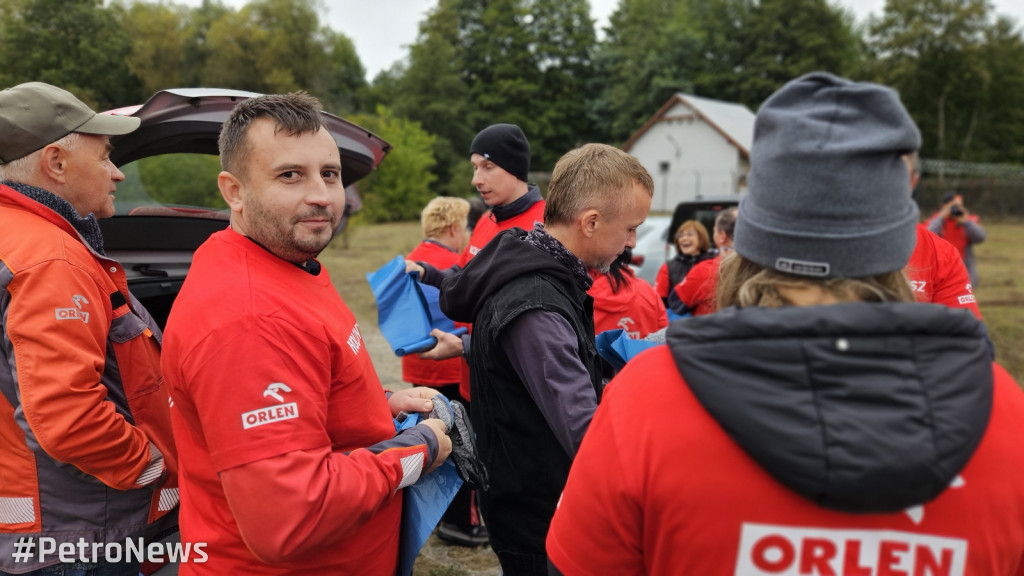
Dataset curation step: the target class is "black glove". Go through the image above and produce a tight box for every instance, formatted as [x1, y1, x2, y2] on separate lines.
[429, 395, 489, 491]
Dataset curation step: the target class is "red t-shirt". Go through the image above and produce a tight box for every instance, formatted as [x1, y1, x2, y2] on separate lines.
[457, 202, 546, 267]
[456, 200, 546, 399]
[588, 270, 667, 339]
[548, 346, 1024, 576]
[403, 240, 462, 385]
[673, 256, 720, 316]
[163, 229, 408, 575]
[907, 224, 981, 318]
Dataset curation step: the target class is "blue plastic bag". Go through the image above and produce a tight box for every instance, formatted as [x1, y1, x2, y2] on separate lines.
[394, 406, 463, 576]
[367, 256, 465, 356]
[595, 329, 660, 371]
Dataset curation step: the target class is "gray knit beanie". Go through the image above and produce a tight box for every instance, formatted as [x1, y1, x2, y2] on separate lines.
[469, 123, 530, 182]
[733, 72, 921, 278]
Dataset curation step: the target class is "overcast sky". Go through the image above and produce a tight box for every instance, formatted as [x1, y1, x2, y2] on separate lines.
[183, 0, 1024, 81]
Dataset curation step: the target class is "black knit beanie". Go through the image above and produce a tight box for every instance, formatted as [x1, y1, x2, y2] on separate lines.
[469, 124, 530, 182]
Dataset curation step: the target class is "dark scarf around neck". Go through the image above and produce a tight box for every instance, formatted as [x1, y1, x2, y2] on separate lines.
[524, 222, 592, 291]
[3, 180, 105, 255]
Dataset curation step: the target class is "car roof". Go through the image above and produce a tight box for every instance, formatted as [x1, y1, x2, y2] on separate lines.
[106, 88, 390, 188]
[669, 198, 739, 240]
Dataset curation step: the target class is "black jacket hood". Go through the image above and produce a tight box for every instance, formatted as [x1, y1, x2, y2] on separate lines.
[667, 302, 992, 513]
[440, 227, 578, 323]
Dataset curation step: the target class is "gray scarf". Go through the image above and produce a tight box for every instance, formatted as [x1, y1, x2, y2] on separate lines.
[2, 180, 105, 255]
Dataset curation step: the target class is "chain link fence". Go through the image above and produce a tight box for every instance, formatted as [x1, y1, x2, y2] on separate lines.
[917, 159, 1024, 221]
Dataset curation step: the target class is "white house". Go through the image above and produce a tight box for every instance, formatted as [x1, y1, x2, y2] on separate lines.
[623, 93, 755, 212]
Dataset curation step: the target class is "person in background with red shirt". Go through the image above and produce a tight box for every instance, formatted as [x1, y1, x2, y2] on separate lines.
[668, 207, 737, 317]
[548, 72, 1023, 576]
[654, 219, 715, 304]
[926, 190, 986, 286]
[161, 92, 452, 575]
[401, 196, 487, 547]
[904, 152, 982, 318]
[402, 196, 470, 396]
[589, 248, 667, 339]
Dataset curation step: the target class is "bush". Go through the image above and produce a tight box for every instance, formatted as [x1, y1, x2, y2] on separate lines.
[349, 105, 438, 222]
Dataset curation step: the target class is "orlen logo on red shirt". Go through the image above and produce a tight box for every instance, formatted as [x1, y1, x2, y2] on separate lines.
[735, 524, 967, 576]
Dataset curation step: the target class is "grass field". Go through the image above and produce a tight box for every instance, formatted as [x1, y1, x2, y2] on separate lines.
[973, 221, 1024, 381]
[321, 218, 1024, 384]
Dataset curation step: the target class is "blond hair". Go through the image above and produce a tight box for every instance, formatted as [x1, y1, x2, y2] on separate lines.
[421, 196, 471, 239]
[715, 252, 915, 311]
[544, 143, 653, 226]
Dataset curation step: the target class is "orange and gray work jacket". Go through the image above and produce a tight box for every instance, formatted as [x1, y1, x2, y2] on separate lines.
[0, 183, 178, 572]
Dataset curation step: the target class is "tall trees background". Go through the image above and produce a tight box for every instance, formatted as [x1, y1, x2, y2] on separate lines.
[1, 0, 1021, 220]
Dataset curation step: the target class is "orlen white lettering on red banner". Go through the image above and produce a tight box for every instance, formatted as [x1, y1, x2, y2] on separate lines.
[734, 523, 967, 576]
[241, 402, 299, 430]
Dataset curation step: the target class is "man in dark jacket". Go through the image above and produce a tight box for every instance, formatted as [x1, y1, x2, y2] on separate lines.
[440, 143, 653, 575]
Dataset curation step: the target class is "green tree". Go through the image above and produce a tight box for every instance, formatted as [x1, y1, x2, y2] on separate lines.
[348, 105, 438, 222]
[865, 0, 991, 160]
[199, 0, 367, 107]
[119, 1, 191, 96]
[526, 0, 598, 168]
[728, 0, 861, 108]
[385, 0, 475, 197]
[457, 0, 542, 144]
[0, 0, 140, 108]
[969, 17, 1024, 162]
[180, 0, 232, 88]
[686, 0, 752, 104]
[320, 32, 369, 115]
[589, 0, 702, 143]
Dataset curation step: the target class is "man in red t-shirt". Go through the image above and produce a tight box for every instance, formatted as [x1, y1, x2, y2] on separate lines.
[904, 153, 982, 318]
[162, 92, 451, 575]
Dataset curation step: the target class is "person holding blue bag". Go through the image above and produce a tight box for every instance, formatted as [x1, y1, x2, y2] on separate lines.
[161, 91, 453, 575]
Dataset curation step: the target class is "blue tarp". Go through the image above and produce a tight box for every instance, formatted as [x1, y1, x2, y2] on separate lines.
[366, 256, 465, 356]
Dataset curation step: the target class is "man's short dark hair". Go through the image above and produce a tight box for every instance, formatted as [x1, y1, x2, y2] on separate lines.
[218, 91, 324, 178]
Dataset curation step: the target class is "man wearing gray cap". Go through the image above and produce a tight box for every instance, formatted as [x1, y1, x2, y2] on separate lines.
[0, 82, 178, 575]
[547, 73, 1024, 575]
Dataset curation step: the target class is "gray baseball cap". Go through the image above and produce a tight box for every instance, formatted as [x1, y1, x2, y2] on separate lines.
[0, 82, 140, 164]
